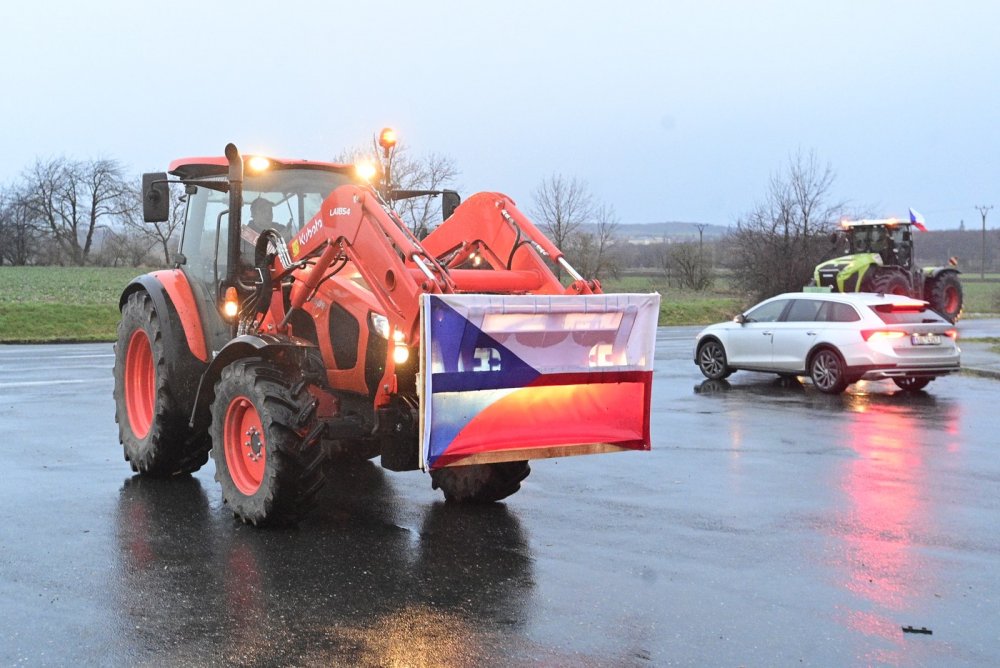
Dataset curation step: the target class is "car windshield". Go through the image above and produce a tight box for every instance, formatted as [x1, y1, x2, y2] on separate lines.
[870, 303, 946, 325]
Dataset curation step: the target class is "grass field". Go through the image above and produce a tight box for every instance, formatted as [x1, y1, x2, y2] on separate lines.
[0, 266, 997, 343]
[0, 267, 143, 342]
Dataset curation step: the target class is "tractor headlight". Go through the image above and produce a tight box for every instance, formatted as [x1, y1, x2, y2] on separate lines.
[371, 312, 410, 364]
[247, 156, 271, 172]
[370, 312, 390, 339]
[392, 344, 410, 365]
[355, 160, 378, 182]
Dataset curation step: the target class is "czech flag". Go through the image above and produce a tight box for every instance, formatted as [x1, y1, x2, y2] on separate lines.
[909, 208, 928, 232]
[419, 293, 660, 470]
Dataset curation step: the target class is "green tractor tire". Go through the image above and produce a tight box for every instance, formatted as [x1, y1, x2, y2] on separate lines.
[863, 268, 911, 297]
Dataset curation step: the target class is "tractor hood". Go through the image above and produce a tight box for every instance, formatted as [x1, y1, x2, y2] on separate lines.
[813, 253, 882, 291]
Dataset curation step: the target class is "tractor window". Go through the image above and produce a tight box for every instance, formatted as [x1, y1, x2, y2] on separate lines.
[179, 168, 354, 285]
[848, 224, 911, 268]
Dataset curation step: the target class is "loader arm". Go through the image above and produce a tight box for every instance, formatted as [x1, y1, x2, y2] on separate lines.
[420, 192, 599, 295]
[276, 185, 454, 344]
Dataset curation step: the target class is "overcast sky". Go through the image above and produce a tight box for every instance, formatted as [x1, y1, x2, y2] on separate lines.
[0, 1, 996, 227]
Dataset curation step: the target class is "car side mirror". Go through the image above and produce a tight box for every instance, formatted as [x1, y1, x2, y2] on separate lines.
[734, 313, 747, 325]
[142, 172, 170, 222]
[442, 190, 460, 221]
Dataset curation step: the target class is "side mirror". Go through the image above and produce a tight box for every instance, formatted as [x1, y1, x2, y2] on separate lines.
[442, 190, 460, 221]
[733, 313, 747, 325]
[142, 172, 170, 222]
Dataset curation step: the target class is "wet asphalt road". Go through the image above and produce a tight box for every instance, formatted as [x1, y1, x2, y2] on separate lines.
[2, 325, 999, 667]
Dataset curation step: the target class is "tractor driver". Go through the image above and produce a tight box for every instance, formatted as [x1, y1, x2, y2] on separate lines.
[247, 197, 288, 237]
[240, 197, 289, 263]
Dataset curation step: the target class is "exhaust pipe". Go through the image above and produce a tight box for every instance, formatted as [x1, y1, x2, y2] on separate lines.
[225, 143, 244, 287]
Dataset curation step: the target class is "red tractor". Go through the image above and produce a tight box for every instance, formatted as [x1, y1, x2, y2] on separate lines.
[113, 136, 659, 525]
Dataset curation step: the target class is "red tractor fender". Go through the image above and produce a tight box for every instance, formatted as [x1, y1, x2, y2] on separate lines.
[187, 334, 321, 434]
[119, 271, 212, 422]
[120, 270, 209, 363]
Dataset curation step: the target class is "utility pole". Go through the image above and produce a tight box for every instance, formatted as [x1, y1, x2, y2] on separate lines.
[976, 205, 993, 279]
[696, 224, 708, 286]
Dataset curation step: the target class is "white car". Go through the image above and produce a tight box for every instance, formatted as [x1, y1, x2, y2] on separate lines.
[694, 292, 961, 394]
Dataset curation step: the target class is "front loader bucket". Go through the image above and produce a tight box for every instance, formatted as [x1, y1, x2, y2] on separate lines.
[419, 293, 660, 470]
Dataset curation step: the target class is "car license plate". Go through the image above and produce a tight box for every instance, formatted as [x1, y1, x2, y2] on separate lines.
[911, 333, 941, 346]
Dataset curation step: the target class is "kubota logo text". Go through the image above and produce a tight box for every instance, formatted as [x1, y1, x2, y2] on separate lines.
[294, 218, 324, 253]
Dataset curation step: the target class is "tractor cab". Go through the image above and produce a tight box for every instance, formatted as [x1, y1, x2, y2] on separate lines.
[167, 157, 358, 287]
[841, 219, 914, 269]
[142, 157, 360, 350]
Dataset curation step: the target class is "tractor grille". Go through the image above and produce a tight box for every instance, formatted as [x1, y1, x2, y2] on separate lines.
[818, 270, 840, 288]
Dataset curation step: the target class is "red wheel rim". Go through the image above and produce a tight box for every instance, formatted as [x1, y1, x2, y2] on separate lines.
[224, 396, 266, 495]
[944, 286, 959, 313]
[125, 329, 155, 439]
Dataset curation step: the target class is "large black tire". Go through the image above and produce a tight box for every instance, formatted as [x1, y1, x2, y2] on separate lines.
[809, 347, 849, 394]
[113, 291, 210, 476]
[696, 339, 732, 380]
[864, 268, 911, 296]
[430, 461, 530, 504]
[893, 376, 932, 392]
[210, 358, 327, 526]
[925, 272, 963, 323]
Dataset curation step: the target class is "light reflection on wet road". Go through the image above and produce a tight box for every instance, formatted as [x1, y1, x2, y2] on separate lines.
[2, 329, 999, 666]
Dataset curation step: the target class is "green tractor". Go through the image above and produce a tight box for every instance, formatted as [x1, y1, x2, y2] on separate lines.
[807, 217, 963, 323]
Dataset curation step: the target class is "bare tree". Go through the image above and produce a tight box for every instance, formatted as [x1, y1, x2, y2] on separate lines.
[121, 179, 183, 265]
[0, 186, 45, 265]
[568, 204, 621, 280]
[531, 174, 594, 278]
[668, 241, 713, 290]
[21, 157, 134, 265]
[335, 138, 459, 238]
[725, 150, 844, 301]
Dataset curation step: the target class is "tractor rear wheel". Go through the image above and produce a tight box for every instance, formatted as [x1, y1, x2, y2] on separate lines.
[430, 461, 531, 503]
[113, 291, 209, 476]
[865, 269, 911, 296]
[210, 359, 327, 526]
[926, 272, 963, 323]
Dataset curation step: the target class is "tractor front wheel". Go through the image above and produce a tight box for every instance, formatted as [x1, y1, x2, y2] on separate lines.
[113, 291, 209, 476]
[926, 273, 963, 323]
[865, 269, 911, 296]
[210, 359, 327, 526]
[430, 461, 531, 503]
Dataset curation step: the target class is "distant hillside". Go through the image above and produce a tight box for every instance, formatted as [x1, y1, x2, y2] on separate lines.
[606, 222, 730, 244]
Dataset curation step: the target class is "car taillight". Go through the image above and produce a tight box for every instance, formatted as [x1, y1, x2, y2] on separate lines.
[861, 329, 907, 342]
[944, 329, 958, 340]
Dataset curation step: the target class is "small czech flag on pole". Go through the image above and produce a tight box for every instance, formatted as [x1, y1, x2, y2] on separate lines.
[909, 208, 928, 232]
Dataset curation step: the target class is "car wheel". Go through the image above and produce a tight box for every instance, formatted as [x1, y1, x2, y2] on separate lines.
[893, 377, 932, 392]
[697, 339, 732, 380]
[809, 348, 849, 394]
